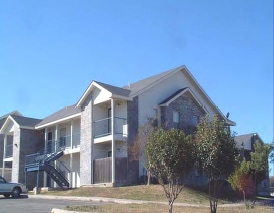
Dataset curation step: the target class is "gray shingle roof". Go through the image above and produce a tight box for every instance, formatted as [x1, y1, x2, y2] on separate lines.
[94, 81, 131, 97]
[234, 133, 261, 150]
[159, 88, 187, 105]
[11, 115, 42, 127]
[0, 118, 6, 129]
[0, 111, 22, 129]
[234, 133, 255, 143]
[36, 104, 81, 127]
[123, 66, 180, 97]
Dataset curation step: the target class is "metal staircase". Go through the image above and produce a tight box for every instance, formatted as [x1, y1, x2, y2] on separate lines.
[25, 143, 70, 189]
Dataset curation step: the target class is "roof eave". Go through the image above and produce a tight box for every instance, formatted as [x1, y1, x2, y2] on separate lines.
[225, 119, 236, 126]
[35, 113, 81, 129]
[111, 94, 132, 101]
[36, 113, 81, 129]
[76, 82, 96, 107]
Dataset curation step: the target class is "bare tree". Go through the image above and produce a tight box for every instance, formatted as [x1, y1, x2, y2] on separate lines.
[128, 118, 155, 185]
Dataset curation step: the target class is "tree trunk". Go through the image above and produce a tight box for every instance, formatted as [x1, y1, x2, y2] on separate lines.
[147, 170, 151, 186]
[252, 173, 257, 206]
[210, 197, 217, 213]
[168, 200, 174, 213]
[209, 180, 218, 213]
[242, 190, 247, 208]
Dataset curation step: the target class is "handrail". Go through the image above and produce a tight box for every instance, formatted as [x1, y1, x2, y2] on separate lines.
[53, 160, 70, 183]
[57, 160, 71, 174]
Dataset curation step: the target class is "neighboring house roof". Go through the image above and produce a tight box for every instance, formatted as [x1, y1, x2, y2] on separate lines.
[234, 133, 263, 150]
[36, 104, 81, 128]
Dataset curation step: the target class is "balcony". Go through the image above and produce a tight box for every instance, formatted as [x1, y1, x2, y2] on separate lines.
[46, 133, 80, 154]
[94, 117, 127, 143]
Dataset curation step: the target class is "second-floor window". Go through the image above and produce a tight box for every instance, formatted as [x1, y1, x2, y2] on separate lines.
[173, 111, 179, 128]
[192, 115, 199, 126]
[60, 128, 66, 147]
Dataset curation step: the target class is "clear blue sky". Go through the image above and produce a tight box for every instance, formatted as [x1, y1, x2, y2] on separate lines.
[0, 1, 273, 144]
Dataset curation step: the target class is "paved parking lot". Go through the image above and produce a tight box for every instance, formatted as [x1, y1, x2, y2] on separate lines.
[0, 195, 111, 213]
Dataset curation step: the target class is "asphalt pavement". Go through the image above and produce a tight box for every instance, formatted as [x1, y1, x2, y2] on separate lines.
[0, 195, 112, 213]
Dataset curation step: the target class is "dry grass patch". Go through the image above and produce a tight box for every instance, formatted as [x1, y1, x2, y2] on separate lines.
[65, 203, 273, 213]
[41, 185, 213, 204]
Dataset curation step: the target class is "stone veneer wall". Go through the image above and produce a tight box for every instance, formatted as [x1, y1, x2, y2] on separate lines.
[127, 96, 139, 184]
[11, 128, 44, 188]
[80, 93, 93, 185]
[20, 129, 44, 188]
[12, 127, 20, 183]
[0, 134, 3, 169]
[161, 95, 205, 134]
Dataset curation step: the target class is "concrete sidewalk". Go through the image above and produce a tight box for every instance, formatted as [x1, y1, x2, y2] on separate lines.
[28, 194, 244, 213]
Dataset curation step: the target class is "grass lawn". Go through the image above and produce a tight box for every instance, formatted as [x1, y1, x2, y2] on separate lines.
[41, 184, 225, 205]
[64, 203, 274, 213]
[39, 185, 273, 212]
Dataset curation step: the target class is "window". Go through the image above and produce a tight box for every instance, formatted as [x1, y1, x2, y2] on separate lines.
[173, 111, 179, 128]
[192, 115, 199, 126]
[107, 151, 112, 157]
[60, 128, 66, 147]
[47, 132, 53, 153]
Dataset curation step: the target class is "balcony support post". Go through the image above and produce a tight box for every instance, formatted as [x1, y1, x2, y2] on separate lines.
[2, 134, 7, 177]
[111, 99, 115, 184]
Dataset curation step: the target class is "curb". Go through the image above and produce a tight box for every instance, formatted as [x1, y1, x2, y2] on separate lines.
[51, 209, 79, 213]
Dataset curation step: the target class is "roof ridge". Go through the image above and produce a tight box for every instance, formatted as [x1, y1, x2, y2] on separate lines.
[0, 110, 22, 119]
[95, 80, 130, 91]
[123, 65, 183, 97]
[11, 114, 42, 121]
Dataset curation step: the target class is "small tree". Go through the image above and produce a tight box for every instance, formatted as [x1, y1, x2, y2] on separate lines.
[195, 115, 238, 213]
[250, 140, 272, 202]
[228, 159, 254, 206]
[146, 128, 196, 213]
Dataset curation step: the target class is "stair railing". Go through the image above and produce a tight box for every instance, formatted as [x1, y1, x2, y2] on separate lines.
[26, 140, 63, 168]
[50, 160, 70, 186]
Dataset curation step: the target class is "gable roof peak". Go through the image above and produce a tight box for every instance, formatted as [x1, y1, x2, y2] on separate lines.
[0, 110, 22, 119]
